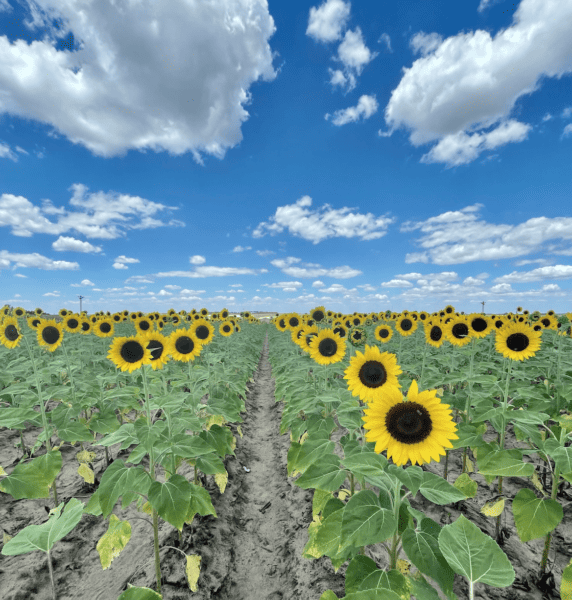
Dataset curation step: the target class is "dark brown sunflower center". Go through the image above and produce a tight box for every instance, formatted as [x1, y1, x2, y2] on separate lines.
[400, 319, 413, 331]
[317, 338, 338, 357]
[147, 341, 163, 360]
[99, 322, 112, 334]
[4, 324, 20, 341]
[359, 361, 388, 388]
[195, 325, 209, 339]
[429, 326, 443, 342]
[451, 323, 469, 339]
[175, 335, 196, 354]
[387, 403, 432, 444]
[42, 326, 61, 345]
[121, 340, 145, 363]
[471, 318, 487, 332]
[506, 332, 530, 352]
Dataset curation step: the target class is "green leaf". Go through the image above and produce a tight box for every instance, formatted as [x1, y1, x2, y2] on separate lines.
[511, 488, 563, 542]
[1, 498, 84, 555]
[340, 490, 397, 549]
[148, 474, 193, 531]
[294, 454, 348, 491]
[477, 448, 535, 478]
[97, 459, 152, 518]
[418, 471, 467, 505]
[401, 526, 456, 598]
[0, 450, 62, 500]
[438, 514, 515, 589]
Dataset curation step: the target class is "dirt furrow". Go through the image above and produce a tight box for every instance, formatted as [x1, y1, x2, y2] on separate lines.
[185, 330, 346, 599]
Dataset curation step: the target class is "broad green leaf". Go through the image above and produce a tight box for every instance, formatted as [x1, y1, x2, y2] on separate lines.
[147, 474, 193, 531]
[477, 448, 535, 478]
[1, 497, 84, 555]
[400, 526, 455, 598]
[0, 450, 62, 499]
[438, 514, 515, 588]
[97, 459, 152, 518]
[294, 454, 347, 491]
[340, 490, 397, 549]
[511, 488, 563, 542]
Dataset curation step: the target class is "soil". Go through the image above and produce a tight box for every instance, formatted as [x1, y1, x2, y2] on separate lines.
[0, 331, 570, 599]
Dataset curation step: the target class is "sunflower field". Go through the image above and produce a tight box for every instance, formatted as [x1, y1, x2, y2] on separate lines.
[0, 304, 572, 600]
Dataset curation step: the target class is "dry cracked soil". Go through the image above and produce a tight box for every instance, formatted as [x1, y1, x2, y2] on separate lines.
[1, 330, 572, 599]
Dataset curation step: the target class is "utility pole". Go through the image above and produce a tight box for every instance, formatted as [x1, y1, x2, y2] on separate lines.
[78, 295, 84, 314]
[481, 301, 485, 314]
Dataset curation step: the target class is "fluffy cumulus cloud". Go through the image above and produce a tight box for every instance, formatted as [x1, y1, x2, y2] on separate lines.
[401, 204, 572, 265]
[0, 0, 279, 165]
[0, 184, 183, 240]
[253, 195, 396, 244]
[383, 0, 572, 166]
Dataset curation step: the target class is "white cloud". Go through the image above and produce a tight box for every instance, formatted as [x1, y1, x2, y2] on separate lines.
[189, 255, 206, 265]
[270, 257, 361, 279]
[0, 185, 182, 239]
[0, 0, 279, 165]
[0, 250, 79, 270]
[381, 0, 572, 167]
[52, 236, 103, 253]
[402, 205, 572, 265]
[253, 195, 395, 244]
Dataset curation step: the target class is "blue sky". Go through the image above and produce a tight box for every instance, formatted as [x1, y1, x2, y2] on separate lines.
[1, 0, 571, 317]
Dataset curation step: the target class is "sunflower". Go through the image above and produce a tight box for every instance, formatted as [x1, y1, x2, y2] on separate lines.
[286, 313, 302, 330]
[297, 324, 319, 353]
[349, 326, 367, 347]
[374, 324, 393, 344]
[62, 313, 82, 334]
[0, 316, 22, 349]
[423, 321, 447, 349]
[219, 321, 233, 337]
[394, 316, 418, 337]
[26, 315, 43, 330]
[465, 313, 493, 340]
[37, 319, 65, 352]
[140, 331, 171, 370]
[275, 314, 290, 332]
[79, 318, 92, 335]
[494, 320, 542, 361]
[362, 379, 459, 467]
[166, 328, 203, 363]
[107, 335, 154, 373]
[189, 318, 215, 346]
[13, 306, 26, 318]
[134, 316, 154, 335]
[93, 318, 115, 338]
[309, 306, 327, 324]
[442, 315, 473, 347]
[308, 329, 346, 365]
[344, 344, 402, 404]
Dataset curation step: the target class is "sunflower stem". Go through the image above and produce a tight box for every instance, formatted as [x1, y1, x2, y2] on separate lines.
[539, 460, 561, 576]
[21, 335, 59, 508]
[141, 364, 163, 594]
[495, 357, 513, 543]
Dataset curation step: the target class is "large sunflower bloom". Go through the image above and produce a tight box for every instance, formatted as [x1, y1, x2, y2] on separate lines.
[494, 320, 542, 361]
[362, 379, 459, 467]
[107, 335, 153, 373]
[308, 328, 346, 365]
[0, 316, 22, 349]
[344, 344, 402, 404]
[37, 319, 65, 352]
